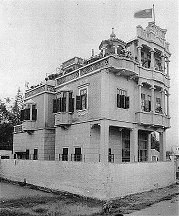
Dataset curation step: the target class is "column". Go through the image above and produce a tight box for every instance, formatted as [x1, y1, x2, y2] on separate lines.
[147, 133, 152, 162]
[150, 86, 155, 112]
[159, 131, 166, 161]
[161, 54, 165, 72]
[150, 49, 155, 70]
[137, 46, 142, 66]
[100, 120, 109, 163]
[102, 47, 106, 57]
[167, 91, 170, 117]
[138, 83, 143, 123]
[166, 59, 170, 77]
[30, 104, 33, 120]
[114, 45, 118, 55]
[130, 127, 138, 162]
[160, 88, 165, 114]
[138, 83, 143, 111]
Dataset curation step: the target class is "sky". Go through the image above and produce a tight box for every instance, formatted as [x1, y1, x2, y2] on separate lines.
[0, 0, 178, 149]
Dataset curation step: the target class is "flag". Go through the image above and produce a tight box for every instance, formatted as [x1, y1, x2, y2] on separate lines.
[134, 8, 152, 18]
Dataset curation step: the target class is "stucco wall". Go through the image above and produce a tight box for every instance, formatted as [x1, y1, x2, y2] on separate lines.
[0, 159, 175, 200]
[13, 129, 55, 160]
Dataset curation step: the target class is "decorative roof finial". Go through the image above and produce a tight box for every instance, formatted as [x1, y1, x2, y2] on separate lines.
[110, 28, 116, 39]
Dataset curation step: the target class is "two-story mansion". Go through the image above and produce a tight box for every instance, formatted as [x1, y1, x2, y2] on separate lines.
[14, 22, 171, 163]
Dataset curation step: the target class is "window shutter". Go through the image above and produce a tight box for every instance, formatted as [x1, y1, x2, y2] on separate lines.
[24, 108, 30, 120]
[125, 96, 130, 109]
[53, 99, 57, 113]
[121, 95, 125, 108]
[117, 94, 120, 108]
[62, 97, 66, 112]
[20, 110, 24, 121]
[32, 109, 37, 121]
[84, 94, 87, 109]
[76, 96, 81, 110]
[56, 99, 60, 112]
[69, 98, 74, 112]
[149, 100, 151, 111]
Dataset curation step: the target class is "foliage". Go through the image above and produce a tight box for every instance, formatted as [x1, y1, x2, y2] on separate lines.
[0, 88, 24, 150]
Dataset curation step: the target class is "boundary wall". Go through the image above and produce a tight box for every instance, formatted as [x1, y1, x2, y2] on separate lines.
[0, 159, 175, 200]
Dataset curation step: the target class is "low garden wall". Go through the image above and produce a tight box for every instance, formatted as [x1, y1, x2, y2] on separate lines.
[0, 159, 175, 200]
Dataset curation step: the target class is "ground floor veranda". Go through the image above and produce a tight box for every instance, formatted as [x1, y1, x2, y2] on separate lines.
[55, 119, 166, 163]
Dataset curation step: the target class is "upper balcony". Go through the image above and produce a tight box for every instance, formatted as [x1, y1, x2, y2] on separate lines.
[56, 55, 140, 87]
[14, 121, 37, 134]
[25, 80, 56, 99]
[135, 111, 170, 128]
[55, 113, 72, 126]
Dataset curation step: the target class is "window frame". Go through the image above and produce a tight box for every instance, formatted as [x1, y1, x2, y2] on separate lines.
[117, 88, 129, 109]
[76, 87, 88, 111]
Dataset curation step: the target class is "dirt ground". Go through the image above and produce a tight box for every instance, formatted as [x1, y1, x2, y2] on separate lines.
[0, 178, 179, 216]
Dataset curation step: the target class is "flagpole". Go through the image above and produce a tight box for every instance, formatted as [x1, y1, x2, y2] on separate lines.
[153, 4, 155, 23]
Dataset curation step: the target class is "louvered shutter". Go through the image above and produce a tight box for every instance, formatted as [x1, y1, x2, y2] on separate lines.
[20, 110, 24, 121]
[125, 96, 130, 109]
[62, 97, 66, 112]
[53, 99, 57, 113]
[76, 96, 81, 110]
[32, 109, 37, 121]
[117, 94, 120, 108]
[69, 98, 74, 112]
[149, 100, 151, 112]
[57, 99, 60, 112]
[24, 108, 30, 120]
[121, 95, 125, 108]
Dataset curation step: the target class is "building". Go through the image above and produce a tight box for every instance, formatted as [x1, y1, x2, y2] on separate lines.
[13, 22, 171, 164]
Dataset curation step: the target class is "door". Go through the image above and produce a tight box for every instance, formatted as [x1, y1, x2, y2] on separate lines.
[74, 147, 82, 161]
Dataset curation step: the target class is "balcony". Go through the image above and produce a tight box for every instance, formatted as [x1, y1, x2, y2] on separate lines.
[136, 112, 170, 128]
[55, 112, 72, 126]
[22, 121, 37, 131]
[14, 124, 23, 133]
[108, 56, 139, 77]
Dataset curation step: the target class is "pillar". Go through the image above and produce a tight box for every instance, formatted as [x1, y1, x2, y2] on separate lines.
[160, 88, 165, 114]
[102, 47, 106, 57]
[159, 131, 166, 161]
[167, 92, 170, 117]
[114, 45, 118, 55]
[137, 46, 142, 66]
[100, 120, 109, 163]
[166, 59, 170, 77]
[150, 49, 155, 70]
[130, 127, 138, 162]
[161, 54, 165, 72]
[150, 86, 155, 112]
[147, 133, 152, 162]
[138, 83, 143, 111]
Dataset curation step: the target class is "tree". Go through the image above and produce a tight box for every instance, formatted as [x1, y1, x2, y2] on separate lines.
[12, 88, 24, 125]
[0, 88, 24, 151]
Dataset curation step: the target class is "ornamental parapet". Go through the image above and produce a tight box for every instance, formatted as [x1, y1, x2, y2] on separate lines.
[25, 84, 55, 99]
[56, 55, 140, 87]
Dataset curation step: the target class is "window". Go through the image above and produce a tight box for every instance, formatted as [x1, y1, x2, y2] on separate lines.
[108, 148, 114, 162]
[62, 148, 68, 161]
[71, 147, 82, 161]
[138, 131, 148, 162]
[76, 88, 87, 110]
[20, 105, 37, 121]
[155, 97, 162, 113]
[122, 129, 130, 162]
[141, 94, 151, 112]
[33, 149, 38, 160]
[117, 89, 129, 109]
[53, 92, 74, 113]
